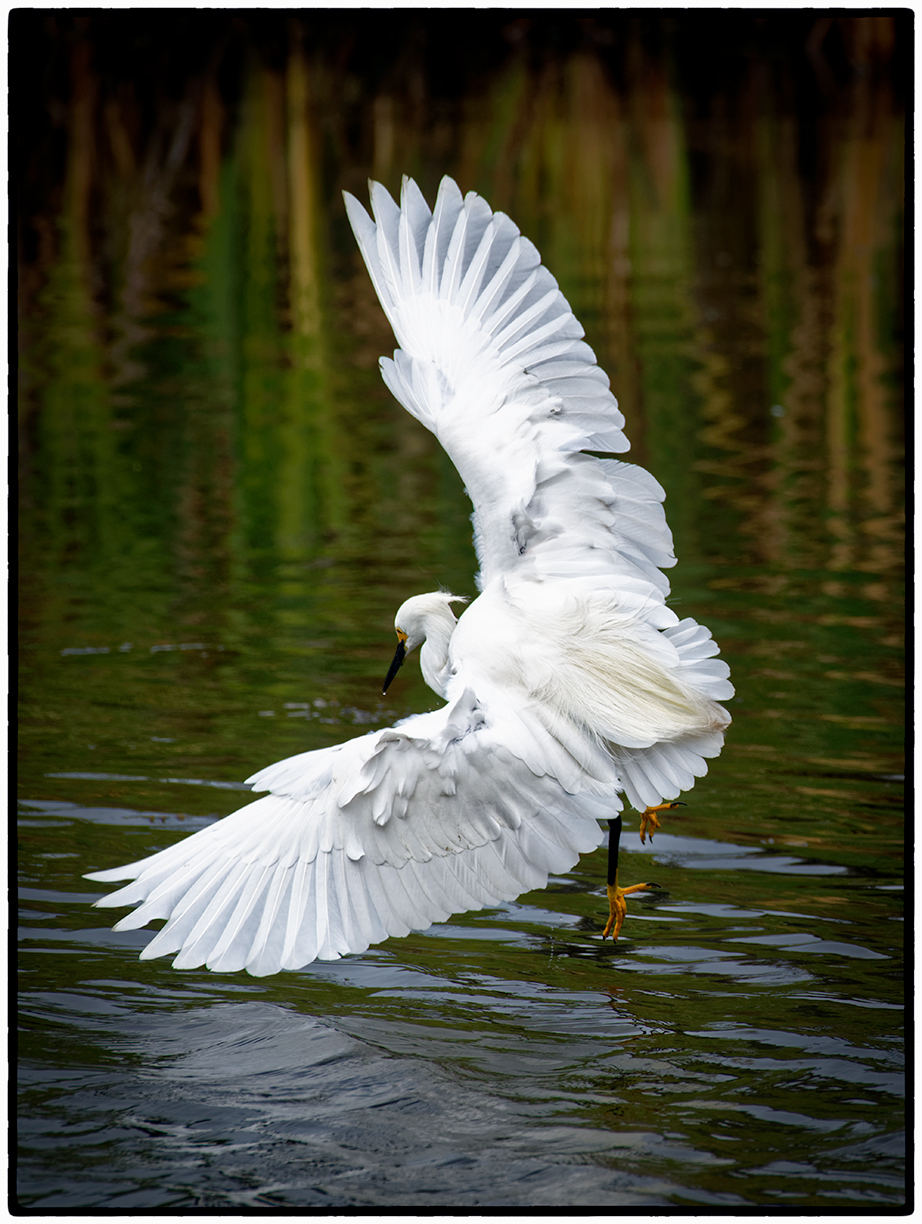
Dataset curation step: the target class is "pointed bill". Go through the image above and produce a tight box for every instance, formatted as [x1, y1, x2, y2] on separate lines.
[383, 636, 408, 694]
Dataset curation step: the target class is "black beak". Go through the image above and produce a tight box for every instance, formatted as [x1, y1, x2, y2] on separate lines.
[383, 639, 407, 695]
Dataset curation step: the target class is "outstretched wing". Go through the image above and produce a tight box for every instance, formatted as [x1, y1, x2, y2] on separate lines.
[346, 176, 732, 807]
[344, 176, 675, 599]
[86, 690, 613, 976]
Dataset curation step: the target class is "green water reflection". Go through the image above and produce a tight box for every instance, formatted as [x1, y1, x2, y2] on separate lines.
[17, 13, 905, 1210]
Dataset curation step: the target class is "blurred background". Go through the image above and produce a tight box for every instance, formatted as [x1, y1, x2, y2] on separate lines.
[16, 11, 907, 1211]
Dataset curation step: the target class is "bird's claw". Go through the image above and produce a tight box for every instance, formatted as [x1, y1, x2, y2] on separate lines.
[603, 882, 654, 940]
[638, 810, 660, 844]
[603, 885, 626, 940]
[639, 800, 685, 844]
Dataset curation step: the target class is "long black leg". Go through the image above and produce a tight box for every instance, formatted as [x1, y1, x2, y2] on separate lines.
[607, 815, 621, 888]
[604, 812, 655, 940]
[602, 815, 624, 940]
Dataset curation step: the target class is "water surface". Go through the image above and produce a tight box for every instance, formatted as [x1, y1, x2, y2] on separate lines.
[16, 13, 906, 1211]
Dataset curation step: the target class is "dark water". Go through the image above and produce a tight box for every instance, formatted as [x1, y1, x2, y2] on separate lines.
[16, 13, 906, 1211]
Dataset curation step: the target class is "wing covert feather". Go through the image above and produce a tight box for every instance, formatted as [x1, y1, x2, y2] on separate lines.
[345, 176, 672, 592]
[87, 692, 609, 974]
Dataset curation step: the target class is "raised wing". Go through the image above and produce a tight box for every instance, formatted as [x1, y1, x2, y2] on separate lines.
[86, 690, 613, 975]
[344, 177, 675, 597]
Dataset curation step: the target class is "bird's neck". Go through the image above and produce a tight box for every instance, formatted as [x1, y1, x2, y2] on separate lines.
[419, 616, 456, 699]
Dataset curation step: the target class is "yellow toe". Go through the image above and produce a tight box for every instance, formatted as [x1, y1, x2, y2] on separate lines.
[603, 882, 652, 940]
[639, 801, 684, 844]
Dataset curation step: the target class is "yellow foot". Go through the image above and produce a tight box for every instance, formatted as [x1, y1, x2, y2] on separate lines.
[602, 881, 654, 940]
[639, 801, 685, 844]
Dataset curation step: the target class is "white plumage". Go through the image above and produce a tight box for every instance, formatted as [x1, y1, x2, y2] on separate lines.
[86, 176, 733, 975]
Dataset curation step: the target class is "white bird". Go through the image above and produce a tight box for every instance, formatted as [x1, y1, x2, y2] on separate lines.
[85, 176, 733, 976]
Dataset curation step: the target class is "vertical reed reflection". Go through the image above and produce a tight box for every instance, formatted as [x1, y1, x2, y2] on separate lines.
[283, 35, 347, 553]
[25, 36, 115, 568]
[16, 11, 905, 726]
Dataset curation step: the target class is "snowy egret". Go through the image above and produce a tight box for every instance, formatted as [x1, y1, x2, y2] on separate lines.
[85, 176, 733, 975]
